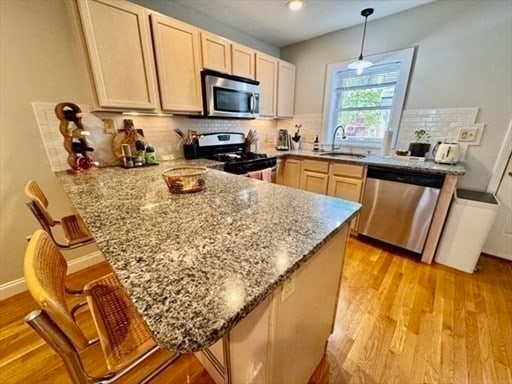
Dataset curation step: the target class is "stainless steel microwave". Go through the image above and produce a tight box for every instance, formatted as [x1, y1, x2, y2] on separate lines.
[201, 70, 260, 119]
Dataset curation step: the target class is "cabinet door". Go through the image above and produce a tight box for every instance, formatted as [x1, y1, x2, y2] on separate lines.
[276, 60, 296, 118]
[328, 175, 363, 230]
[255, 53, 278, 118]
[277, 158, 301, 189]
[301, 171, 329, 195]
[151, 14, 202, 113]
[77, 0, 158, 110]
[201, 32, 232, 74]
[231, 43, 256, 79]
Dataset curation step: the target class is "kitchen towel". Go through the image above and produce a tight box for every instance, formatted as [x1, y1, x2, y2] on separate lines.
[248, 170, 263, 180]
[261, 167, 272, 182]
[381, 129, 393, 156]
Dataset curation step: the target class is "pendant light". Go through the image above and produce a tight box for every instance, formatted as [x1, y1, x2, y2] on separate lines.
[348, 8, 374, 75]
[286, 0, 304, 11]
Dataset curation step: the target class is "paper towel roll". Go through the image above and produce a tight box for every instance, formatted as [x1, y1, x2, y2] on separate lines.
[381, 130, 393, 156]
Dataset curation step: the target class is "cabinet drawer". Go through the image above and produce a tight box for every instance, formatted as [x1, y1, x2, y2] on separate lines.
[330, 162, 364, 178]
[303, 159, 329, 173]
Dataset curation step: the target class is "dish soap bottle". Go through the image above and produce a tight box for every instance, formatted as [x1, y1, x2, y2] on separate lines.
[313, 135, 320, 151]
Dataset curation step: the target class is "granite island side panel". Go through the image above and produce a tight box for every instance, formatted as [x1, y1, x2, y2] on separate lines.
[56, 163, 360, 353]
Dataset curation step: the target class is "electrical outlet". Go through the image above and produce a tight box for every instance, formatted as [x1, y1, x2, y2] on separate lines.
[102, 119, 115, 134]
[457, 127, 478, 142]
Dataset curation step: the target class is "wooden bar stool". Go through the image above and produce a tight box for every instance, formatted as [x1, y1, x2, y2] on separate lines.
[24, 230, 179, 383]
[24, 180, 93, 249]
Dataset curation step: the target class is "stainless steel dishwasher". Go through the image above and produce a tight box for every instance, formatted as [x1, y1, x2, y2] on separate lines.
[359, 167, 445, 253]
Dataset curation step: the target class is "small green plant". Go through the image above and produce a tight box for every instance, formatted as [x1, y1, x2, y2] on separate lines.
[414, 129, 430, 142]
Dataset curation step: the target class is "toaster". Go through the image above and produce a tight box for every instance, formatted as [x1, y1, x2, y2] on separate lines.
[434, 143, 460, 164]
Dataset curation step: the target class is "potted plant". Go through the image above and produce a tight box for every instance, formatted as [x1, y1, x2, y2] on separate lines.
[408, 129, 431, 157]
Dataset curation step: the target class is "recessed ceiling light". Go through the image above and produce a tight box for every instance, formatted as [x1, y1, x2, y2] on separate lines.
[286, 0, 304, 11]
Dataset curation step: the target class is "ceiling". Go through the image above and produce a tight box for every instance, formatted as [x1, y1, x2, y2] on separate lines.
[172, 0, 434, 47]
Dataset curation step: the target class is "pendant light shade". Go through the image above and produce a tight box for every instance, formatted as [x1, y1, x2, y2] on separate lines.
[348, 8, 374, 75]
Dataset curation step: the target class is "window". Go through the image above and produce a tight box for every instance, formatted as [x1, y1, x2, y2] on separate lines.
[323, 47, 415, 147]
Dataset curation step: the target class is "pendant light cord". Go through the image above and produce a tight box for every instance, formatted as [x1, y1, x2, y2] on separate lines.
[358, 16, 369, 60]
[357, 8, 374, 61]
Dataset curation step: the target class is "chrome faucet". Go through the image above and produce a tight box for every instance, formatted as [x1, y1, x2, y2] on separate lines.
[332, 125, 347, 151]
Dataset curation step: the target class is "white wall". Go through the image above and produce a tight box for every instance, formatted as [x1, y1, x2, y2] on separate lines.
[131, 0, 280, 56]
[280, 0, 512, 190]
[0, 0, 99, 285]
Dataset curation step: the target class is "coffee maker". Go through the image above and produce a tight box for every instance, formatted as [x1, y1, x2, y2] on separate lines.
[276, 129, 290, 151]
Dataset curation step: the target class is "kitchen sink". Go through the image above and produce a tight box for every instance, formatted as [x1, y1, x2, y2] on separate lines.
[318, 152, 366, 159]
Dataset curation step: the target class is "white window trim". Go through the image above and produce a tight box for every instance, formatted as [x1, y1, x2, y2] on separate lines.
[321, 47, 415, 149]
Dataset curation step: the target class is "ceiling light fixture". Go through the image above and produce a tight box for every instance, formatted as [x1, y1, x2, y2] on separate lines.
[286, 0, 304, 11]
[348, 8, 374, 75]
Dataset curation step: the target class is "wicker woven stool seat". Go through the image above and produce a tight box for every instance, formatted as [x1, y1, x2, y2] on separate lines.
[24, 180, 93, 248]
[24, 230, 179, 383]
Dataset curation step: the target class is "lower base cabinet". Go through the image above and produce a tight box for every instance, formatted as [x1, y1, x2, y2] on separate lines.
[277, 157, 366, 232]
[276, 157, 302, 188]
[195, 226, 349, 383]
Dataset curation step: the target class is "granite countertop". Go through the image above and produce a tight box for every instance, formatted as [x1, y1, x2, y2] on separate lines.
[267, 149, 466, 175]
[57, 161, 360, 353]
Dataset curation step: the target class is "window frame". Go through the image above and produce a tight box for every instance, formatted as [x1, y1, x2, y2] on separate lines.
[322, 47, 415, 148]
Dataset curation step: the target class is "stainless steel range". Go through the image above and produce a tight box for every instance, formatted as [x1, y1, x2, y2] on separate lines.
[184, 132, 276, 175]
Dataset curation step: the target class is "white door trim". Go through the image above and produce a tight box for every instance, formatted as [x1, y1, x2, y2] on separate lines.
[487, 119, 512, 193]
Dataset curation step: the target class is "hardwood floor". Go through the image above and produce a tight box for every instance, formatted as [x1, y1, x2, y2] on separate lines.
[1, 236, 511, 383]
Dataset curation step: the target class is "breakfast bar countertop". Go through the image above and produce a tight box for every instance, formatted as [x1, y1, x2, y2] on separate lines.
[56, 161, 361, 353]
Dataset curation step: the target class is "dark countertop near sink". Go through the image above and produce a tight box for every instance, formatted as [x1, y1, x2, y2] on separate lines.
[267, 149, 466, 175]
[56, 160, 360, 353]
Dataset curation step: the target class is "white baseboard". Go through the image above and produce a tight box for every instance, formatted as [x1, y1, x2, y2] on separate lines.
[0, 251, 105, 301]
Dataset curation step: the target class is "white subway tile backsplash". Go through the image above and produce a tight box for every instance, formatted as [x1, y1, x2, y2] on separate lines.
[33, 102, 279, 171]
[396, 107, 479, 156]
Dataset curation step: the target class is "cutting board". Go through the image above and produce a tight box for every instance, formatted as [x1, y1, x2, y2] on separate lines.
[112, 129, 146, 159]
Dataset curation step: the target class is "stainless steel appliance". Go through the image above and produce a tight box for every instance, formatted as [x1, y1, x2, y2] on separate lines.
[359, 167, 444, 253]
[276, 129, 290, 151]
[183, 132, 276, 175]
[201, 70, 260, 119]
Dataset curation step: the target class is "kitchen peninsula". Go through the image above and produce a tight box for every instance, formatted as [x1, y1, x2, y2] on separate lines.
[57, 161, 361, 383]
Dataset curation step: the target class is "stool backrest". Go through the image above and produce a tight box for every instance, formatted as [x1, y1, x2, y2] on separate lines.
[25, 180, 56, 226]
[24, 230, 88, 349]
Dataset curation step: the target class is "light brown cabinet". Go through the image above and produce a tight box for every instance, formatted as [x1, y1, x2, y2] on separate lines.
[201, 32, 232, 74]
[77, 0, 159, 110]
[231, 43, 256, 79]
[301, 159, 329, 194]
[256, 53, 278, 118]
[276, 158, 302, 189]
[76, 0, 295, 117]
[277, 157, 366, 232]
[151, 14, 202, 113]
[276, 60, 296, 118]
[327, 163, 366, 231]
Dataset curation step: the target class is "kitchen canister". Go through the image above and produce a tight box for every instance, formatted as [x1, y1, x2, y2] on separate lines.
[381, 129, 393, 156]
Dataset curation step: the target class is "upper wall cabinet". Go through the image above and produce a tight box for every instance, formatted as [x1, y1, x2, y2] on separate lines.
[256, 53, 278, 118]
[77, 0, 159, 110]
[276, 60, 296, 118]
[231, 43, 256, 79]
[201, 32, 232, 74]
[151, 14, 202, 114]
